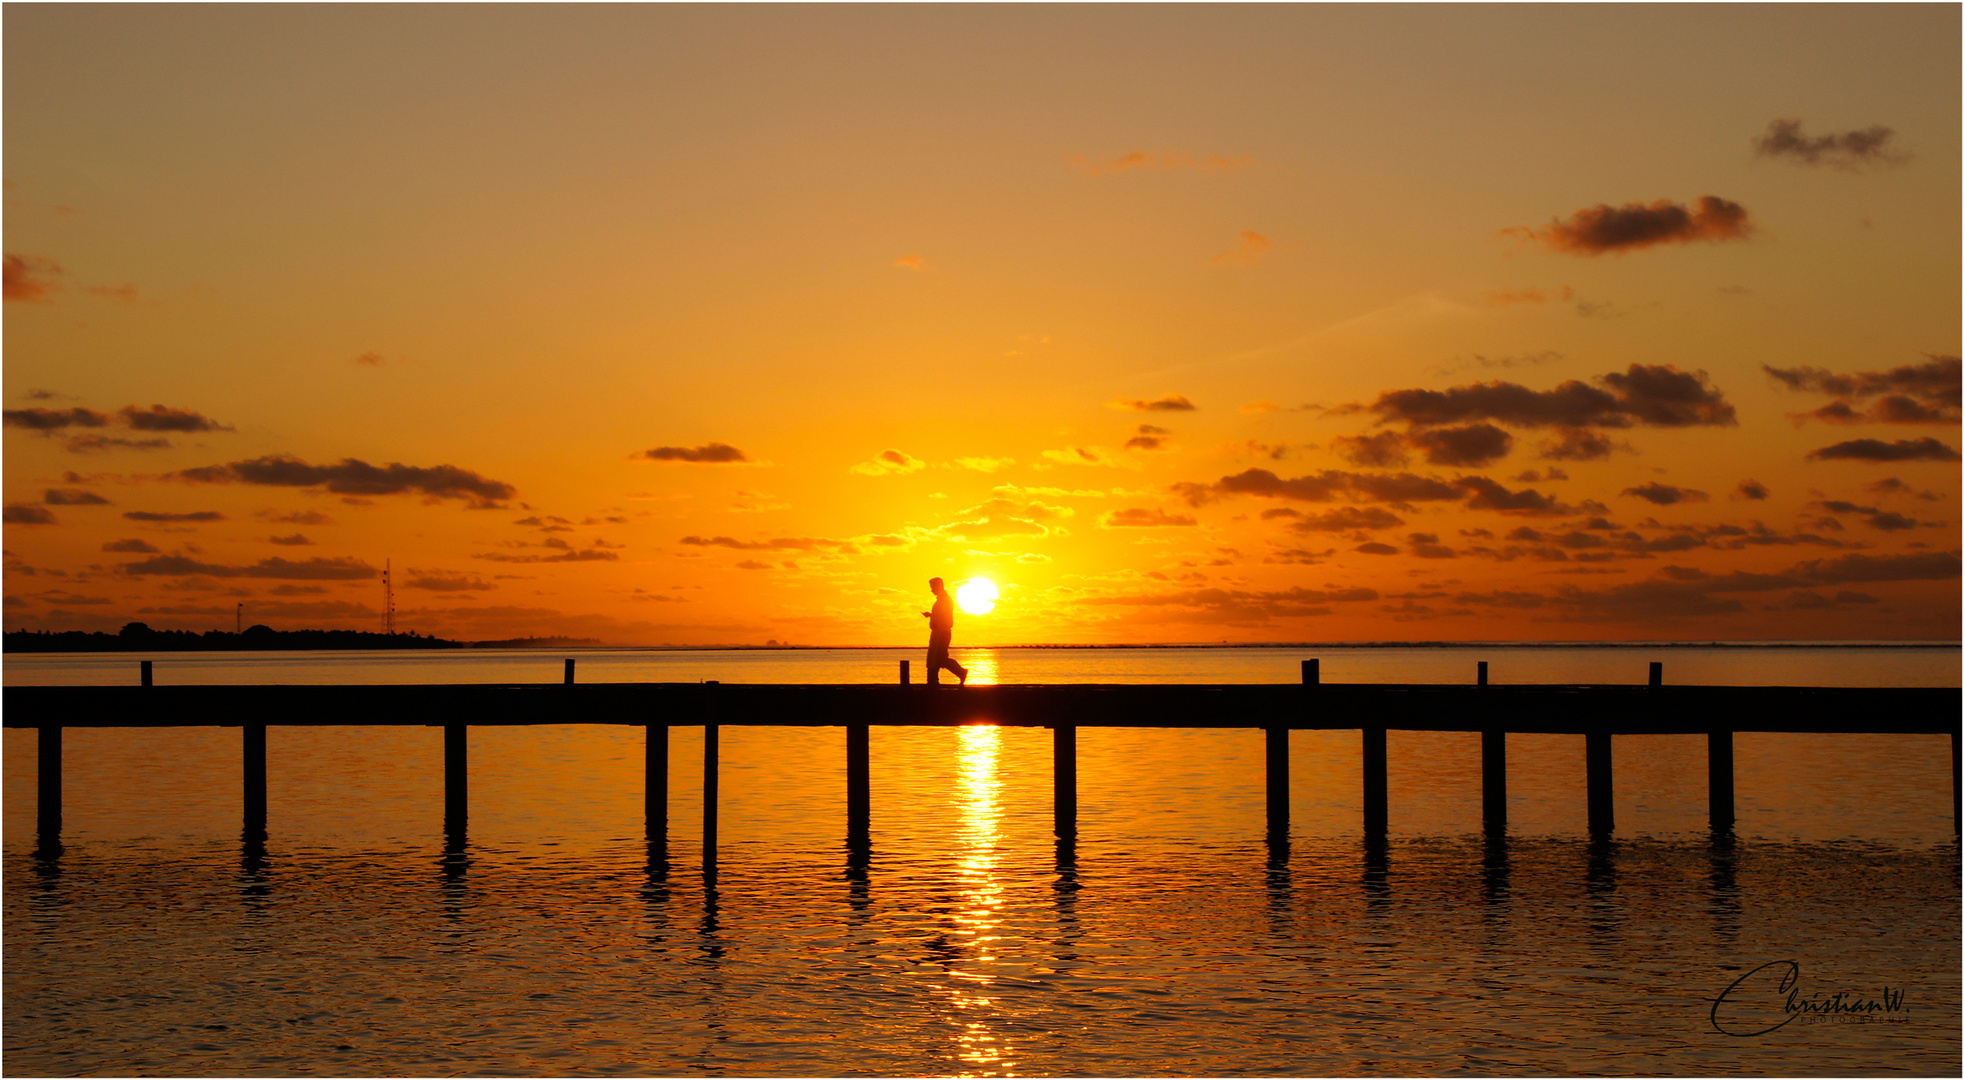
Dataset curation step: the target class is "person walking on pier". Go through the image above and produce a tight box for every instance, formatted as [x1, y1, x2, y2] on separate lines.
[922, 577, 968, 686]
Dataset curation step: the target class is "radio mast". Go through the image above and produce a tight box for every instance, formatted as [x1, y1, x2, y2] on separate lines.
[383, 559, 396, 635]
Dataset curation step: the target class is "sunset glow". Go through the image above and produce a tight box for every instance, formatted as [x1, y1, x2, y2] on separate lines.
[956, 579, 999, 617]
[3, 6, 1956, 645]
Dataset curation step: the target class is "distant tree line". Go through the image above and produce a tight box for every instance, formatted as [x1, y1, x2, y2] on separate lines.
[4, 622, 467, 652]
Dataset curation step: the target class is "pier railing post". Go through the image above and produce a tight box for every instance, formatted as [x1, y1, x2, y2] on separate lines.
[702, 682, 719, 872]
[1054, 723, 1077, 838]
[444, 721, 467, 835]
[244, 723, 267, 832]
[37, 722, 61, 838]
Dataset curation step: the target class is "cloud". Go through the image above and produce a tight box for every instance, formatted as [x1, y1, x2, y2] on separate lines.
[633, 442, 752, 464]
[4, 254, 62, 302]
[1806, 438, 1960, 463]
[119, 405, 233, 433]
[679, 535, 859, 553]
[1124, 424, 1171, 451]
[121, 555, 380, 580]
[1481, 286, 1573, 307]
[1815, 500, 1929, 533]
[1355, 542, 1399, 555]
[1502, 196, 1751, 255]
[44, 488, 110, 505]
[1078, 584, 1377, 625]
[1753, 119, 1904, 169]
[1104, 507, 1198, 528]
[405, 570, 495, 592]
[267, 533, 315, 546]
[849, 448, 926, 476]
[258, 509, 334, 525]
[1109, 395, 1196, 412]
[1453, 476, 1598, 517]
[1409, 423, 1513, 467]
[471, 549, 621, 564]
[1765, 355, 1960, 425]
[893, 253, 928, 271]
[1330, 431, 1409, 468]
[1537, 427, 1618, 461]
[124, 510, 225, 522]
[3, 504, 57, 525]
[1069, 151, 1253, 177]
[65, 435, 174, 453]
[1732, 479, 1769, 501]
[1622, 482, 1709, 506]
[1040, 445, 1123, 468]
[4, 406, 111, 431]
[1284, 506, 1406, 532]
[1406, 532, 1456, 558]
[954, 456, 1015, 473]
[935, 495, 1072, 541]
[1172, 467, 1464, 507]
[1359, 363, 1735, 430]
[354, 351, 386, 367]
[87, 284, 138, 304]
[1211, 231, 1270, 266]
[171, 455, 516, 507]
[102, 538, 160, 553]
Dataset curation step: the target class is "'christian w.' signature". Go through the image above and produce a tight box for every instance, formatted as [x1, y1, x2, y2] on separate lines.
[1711, 960, 1911, 1037]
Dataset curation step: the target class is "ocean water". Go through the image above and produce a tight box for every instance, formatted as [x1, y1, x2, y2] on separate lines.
[4, 646, 1958, 1075]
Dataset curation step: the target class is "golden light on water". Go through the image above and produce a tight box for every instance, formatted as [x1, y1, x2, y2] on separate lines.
[955, 579, 999, 616]
[947, 723, 1008, 1073]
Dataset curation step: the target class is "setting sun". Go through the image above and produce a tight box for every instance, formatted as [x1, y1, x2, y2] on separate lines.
[956, 579, 999, 616]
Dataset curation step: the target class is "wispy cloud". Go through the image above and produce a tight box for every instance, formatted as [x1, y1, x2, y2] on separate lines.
[632, 442, 753, 464]
[1103, 507, 1197, 528]
[1766, 354, 1959, 425]
[172, 455, 516, 508]
[849, 449, 926, 476]
[1502, 196, 1751, 255]
[1210, 231, 1269, 266]
[1753, 119, 1904, 170]
[4, 254, 62, 302]
[893, 253, 928, 271]
[1068, 151, 1253, 177]
[121, 555, 380, 580]
[1109, 394, 1196, 412]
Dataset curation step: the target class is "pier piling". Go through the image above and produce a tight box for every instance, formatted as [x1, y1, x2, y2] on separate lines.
[444, 722, 467, 833]
[244, 723, 267, 829]
[37, 723, 61, 837]
[899, 660, 910, 685]
[1362, 725, 1387, 835]
[646, 719, 668, 836]
[703, 682, 719, 871]
[565, 658, 575, 685]
[1649, 661, 1663, 688]
[1054, 723, 1077, 837]
[1708, 731, 1734, 832]
[1266, 725, 1289, 835]
[140, 660, 152, 687]
[1480, 660, 1505, 832]
[1586, 732, 1613, 834]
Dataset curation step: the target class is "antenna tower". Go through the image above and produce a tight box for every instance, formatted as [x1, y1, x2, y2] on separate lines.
[383, 559, 396, 635]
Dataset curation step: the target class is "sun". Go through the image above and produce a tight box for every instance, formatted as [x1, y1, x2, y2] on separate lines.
[955, 578, 999, 615]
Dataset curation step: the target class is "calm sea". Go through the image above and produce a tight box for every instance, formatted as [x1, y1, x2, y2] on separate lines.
[5, 645, 1959, 1075]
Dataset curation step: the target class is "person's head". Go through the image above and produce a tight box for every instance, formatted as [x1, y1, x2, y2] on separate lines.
[929, 577, 945, 595]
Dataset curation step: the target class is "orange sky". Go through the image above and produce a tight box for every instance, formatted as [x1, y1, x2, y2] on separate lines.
[4, 5, 1958, 644]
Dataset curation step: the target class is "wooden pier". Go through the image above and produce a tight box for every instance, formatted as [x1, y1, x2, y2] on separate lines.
[7, 660, 1959, 850]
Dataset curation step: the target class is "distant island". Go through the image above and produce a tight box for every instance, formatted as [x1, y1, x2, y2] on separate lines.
[3, 624, 606, 653]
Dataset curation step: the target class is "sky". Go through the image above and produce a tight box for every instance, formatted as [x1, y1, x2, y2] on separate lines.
[4, 5, 1959, 645]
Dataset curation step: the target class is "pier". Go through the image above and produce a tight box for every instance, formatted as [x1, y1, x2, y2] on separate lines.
[8, 660, 1959, 850]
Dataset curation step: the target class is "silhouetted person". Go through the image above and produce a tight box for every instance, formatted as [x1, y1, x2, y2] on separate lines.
[922, 577, 967, 686]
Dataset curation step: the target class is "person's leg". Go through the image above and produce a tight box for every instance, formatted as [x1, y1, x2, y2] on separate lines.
[927, 631, 949, 685]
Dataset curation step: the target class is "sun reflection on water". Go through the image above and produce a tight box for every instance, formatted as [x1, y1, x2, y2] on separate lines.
[945, 723, 1009, 1074]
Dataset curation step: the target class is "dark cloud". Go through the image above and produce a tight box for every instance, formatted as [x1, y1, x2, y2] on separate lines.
[1355, 542, 1398, 555]
[119, 405, 232, 433]
[4, 406, 110, 431]
[1080, 584, 1378, 624]
[121, 555, 380, 580]
[1360, 364, 1734, 430]
[1453, 476, 1599, 517]
[1806, 438, 1960, 463]
[633, 443, 752, 464]
[124, 510, 225, 522]
[1125, 424, 1173, 451]
[1410, 423, 1512, 466]
[1109, 395, 1196, 412]
[405, 570, 495, 592]
[4, 254, 62, 302]
[679, 534, 860, 553]
[267, 533, 315, 546]
[1622, 482, 1709, 506]
[44, 488, 110, 505]
[1503, 196, 1751, 255]
[66, 435, 173, 453]
[1815, 501, 1927, 532]
[1105, 508, 1198, 527]
[1732, 479, 1769, 501]
[258, 509, 334, 525]
[1407, 532, 1455, 558]
[4, 504, 57, 525]
[1511, 467, 1568, 483]
[1329, 431, 1409, 468]
[1173, 467, 1464, 507]
[1766, 355, 1960, 426]
[102, 538, 160, 553]
[1753, 119, 1903, 169]
[1288, 507, 1405, 532]
[173, 455, 516, 507]
[471, 549, 621, 564]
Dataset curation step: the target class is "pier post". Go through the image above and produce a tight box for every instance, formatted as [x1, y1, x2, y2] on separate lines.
[1952, 728, 1959, 836]
[1708, 730, 1734, 832]
[1480, 662, 1505, 833]
[1586, 731, 1613, 834]
[37, 723, 61, 837]
[1362, 725, 1387, 836]
[847, 721, 869, 841]
[1054, 723, 1077, 837]
[244, 723, 267, 830]
[1266, 724, 1289, 836]
[565, 658, 575, 685]
[899, 659, 910, 685]
[1648, 661, 1662, 688]
[444, 722, 467, 833]
[646, 718, 668, 836]
[140, 660, 152, 687]
[703, 682, 719, 871]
